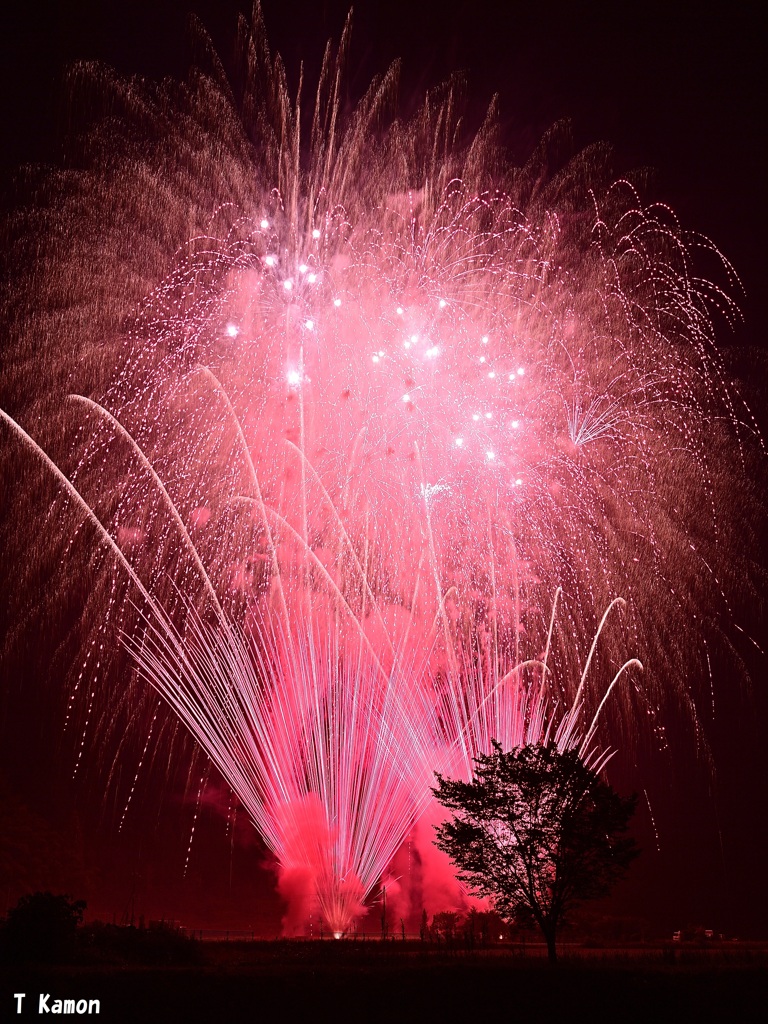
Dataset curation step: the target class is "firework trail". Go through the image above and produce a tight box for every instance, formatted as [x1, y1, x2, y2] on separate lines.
[0, 6, 758, 930]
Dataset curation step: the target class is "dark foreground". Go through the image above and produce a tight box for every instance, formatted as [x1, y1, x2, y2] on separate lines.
[3, 941, 766, 1022]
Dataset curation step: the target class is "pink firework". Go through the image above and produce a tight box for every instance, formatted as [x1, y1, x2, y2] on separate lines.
[0, 9, 756, 931]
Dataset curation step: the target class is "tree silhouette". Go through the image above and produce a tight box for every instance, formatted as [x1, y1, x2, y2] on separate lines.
[433, 742, 639, 963]
[3, 891, 86, 963]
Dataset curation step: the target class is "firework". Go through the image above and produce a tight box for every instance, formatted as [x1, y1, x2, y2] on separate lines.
[0, 7, 756, 931]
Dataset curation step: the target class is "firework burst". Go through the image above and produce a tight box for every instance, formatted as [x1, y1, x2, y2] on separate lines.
[0, 6, 758, 931]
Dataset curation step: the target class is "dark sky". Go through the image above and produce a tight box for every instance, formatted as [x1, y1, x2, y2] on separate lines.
[0, 0, 765, 937]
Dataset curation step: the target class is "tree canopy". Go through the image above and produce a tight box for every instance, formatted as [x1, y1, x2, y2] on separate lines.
[3, 891, 86, 963]
[433, 742, 639, 963]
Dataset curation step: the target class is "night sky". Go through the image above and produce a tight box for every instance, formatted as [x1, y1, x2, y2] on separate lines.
[0, 0, 766, 938]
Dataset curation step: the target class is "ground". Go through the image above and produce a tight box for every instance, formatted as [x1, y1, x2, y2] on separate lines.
[3, 940, 766, 1022]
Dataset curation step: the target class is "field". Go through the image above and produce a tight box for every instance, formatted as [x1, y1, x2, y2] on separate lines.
[4, 939, 766, 1022]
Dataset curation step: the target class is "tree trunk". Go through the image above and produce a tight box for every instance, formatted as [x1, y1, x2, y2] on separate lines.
[542, 922, 557, 965]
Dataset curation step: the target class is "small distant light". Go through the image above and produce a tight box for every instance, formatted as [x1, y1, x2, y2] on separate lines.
[260, 218, 269, 229]
[283, 279, 293, 291]
[372, 355, 380, 363]
[488, 371, 496, 379]
[378, 350, 385, 357]
[511, 420, 520, 429]
[439, 298, 447, 309]
[486, 451, 495, 461]
[403, 341, 411, 349]
[333, 298, 342, 307]
[396, 307, 404, 315]
[482, 335, 489, 344]
[312, 228, 321, 239]
[425, 346, 439, 359]
[307, 272, 317, 283]
[515, 477, 523, 486]
[304, 319, 314, 330]
[298, 264, 308, 274]
[265, 255, 277, 267]
[479, 356, 486, 364]
[485, 412, 493, 419]
[225, 323, 239, 338]
[402, 394, 412, 403]
[287, 370, 302, 386]
[410, 334, 419, 344]
[472, 413, 480, 421]
[455, 437, 464, 447]
[517, 367, 525, 376]
[508, 374, 516, 382]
